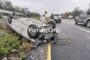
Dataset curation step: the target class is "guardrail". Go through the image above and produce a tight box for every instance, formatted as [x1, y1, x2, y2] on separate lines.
[0, 9, 23, 15]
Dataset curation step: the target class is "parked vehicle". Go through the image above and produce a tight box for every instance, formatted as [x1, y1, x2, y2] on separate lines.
[75, 12, 90, 28]
[50, 14, 61, 23]
[53, 15, 61, 23]
[2, 14, 57, 46]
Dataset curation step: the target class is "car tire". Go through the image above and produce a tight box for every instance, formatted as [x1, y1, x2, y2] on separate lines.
[75, 21, 78, 25]
[58, 19, 61, 23]
[27, 24, 40, 39]
[75, 19, 78, 25]
[86, 21, 90, 28]
[7, 14, 13, 24]
[47, 21, 56, 29]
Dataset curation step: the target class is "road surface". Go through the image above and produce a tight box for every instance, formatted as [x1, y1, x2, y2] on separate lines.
[52, 19, 90, 60]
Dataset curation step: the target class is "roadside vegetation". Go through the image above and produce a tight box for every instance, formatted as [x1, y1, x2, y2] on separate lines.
[62, 7, 83, 18]
[31, 12, 40, 20]
[0, 20, 32, 60]
[0, 28, 26, 59]
[0, 0, 40, 20]
[0, 29, 19, 54]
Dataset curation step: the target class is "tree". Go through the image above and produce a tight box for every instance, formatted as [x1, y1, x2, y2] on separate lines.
[0, 1, 5, 9]
[20, 7, 28, 13]
[14, 6, 21, 12]
[4, 1, 14, 11]
[71, 7, 82, 18]
[0, 2, 2, 9]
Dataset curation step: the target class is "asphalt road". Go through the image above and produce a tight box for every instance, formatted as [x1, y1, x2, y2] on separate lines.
[51, 19, 90, 60]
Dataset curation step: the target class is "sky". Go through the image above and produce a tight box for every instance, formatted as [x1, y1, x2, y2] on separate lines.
[8, 0, 90, 14]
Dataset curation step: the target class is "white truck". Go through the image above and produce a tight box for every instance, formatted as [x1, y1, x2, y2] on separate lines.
[2, 14, 57, 46]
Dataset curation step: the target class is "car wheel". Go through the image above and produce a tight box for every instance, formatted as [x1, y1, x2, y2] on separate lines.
[54, 19, 57, 23]
[58, 19, 61, 23]
[86, 21, 90, 28]
[47, 21, 56, 29]
[27, 24, 40, 39]
[75, 21, 78, 25]
[75, 19, 78, 25]
[7, 14, 13, 24]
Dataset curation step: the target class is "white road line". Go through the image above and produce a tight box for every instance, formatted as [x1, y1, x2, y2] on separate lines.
[64, 21, 90, 34]
[72, 26, 90, 33]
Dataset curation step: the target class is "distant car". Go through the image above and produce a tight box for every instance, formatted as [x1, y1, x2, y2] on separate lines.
[75, 12, 90, 28]
[3, 14, 57, 46]
[68, 15, 73, 19]
[53, 15, 61, 23]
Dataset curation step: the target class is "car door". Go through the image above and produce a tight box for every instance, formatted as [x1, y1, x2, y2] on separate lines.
[79, 13, 87, 23]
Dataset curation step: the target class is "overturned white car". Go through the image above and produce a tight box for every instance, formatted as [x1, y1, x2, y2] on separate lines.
[3, 14, 57, 46]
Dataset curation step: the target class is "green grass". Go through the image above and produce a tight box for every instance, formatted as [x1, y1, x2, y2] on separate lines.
[0, 29, 20, 55]
[0, 29, 27, 59]
[32, 16, 40, 20]
[0, 13, 2, 18]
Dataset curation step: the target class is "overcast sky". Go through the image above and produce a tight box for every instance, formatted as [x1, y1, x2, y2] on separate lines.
[8, 0, 90, 14]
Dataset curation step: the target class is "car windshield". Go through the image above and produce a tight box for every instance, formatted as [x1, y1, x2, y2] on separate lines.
[54, 16, 58, 19]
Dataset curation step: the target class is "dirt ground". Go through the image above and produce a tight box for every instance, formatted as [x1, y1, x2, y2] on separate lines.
[0, 19, 8, 29]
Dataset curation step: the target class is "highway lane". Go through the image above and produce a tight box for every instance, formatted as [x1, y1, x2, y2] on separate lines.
[51, 19, 90, 60]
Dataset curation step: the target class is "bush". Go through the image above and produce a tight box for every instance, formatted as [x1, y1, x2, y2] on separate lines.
[0, 14, 2, 18]
[32, 16, 40, 20]
[0, 31, 20, 55]
[31, 12, 40, 20]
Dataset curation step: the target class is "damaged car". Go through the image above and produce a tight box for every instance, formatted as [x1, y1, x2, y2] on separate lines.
[2, 12, 57, 47]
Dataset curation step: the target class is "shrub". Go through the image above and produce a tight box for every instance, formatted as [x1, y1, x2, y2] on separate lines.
[0, 31, 20, 55]
[0, 14, 2, 18]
